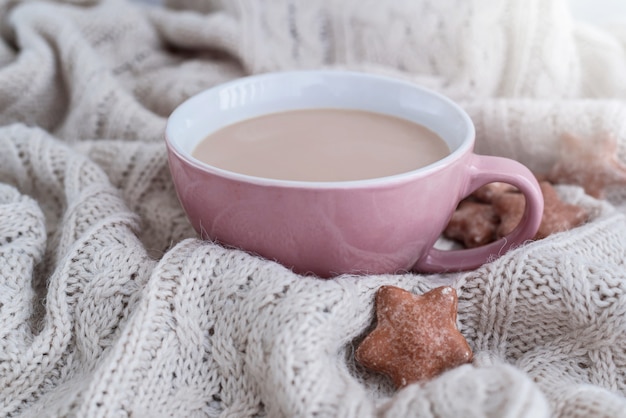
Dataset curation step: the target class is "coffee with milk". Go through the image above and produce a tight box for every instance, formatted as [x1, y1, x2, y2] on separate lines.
[192, 109, 450, 182]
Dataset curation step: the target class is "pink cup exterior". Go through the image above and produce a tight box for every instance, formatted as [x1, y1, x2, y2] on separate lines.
[165, 71, 544, 278]
[166, 144, 542, 278]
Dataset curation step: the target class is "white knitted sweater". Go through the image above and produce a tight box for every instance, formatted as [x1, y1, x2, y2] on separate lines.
[2, 0, 626, 417]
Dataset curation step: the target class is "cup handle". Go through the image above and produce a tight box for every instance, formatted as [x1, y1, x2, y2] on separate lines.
[413, 154, 544, 273]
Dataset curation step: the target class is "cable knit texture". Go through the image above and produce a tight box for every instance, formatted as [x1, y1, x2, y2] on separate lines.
[1, 0, 626, 416]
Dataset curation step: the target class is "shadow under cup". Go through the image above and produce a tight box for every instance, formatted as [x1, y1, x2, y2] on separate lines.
[165, 71, 543, 278]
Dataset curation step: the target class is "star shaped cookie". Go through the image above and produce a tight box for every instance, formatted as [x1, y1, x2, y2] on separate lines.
[444, 200, 498, 248]
[355, 286, 473, 388]
[494, 181, 589, 239]
[547, 132, 626, 198]
[444, 179, 589, 248]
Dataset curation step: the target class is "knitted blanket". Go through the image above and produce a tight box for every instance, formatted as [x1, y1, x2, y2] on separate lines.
[2, 0, 626, 416]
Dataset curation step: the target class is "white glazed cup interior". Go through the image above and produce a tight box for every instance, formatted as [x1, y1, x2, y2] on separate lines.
[165, 70, 475, 187]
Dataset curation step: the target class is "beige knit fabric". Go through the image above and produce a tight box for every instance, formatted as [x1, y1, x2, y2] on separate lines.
[2, 0, 626, 417]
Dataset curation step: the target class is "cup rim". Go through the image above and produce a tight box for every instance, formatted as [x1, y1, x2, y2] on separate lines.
[165, 70, 475, 189]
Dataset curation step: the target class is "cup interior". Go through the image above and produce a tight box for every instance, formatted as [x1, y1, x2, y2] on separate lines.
[166, 71, 474, 181]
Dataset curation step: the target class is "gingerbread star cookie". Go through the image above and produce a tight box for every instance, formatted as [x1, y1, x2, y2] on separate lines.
[547, 132, 626, 198]
[494, 181, 589, 240]
[471, 182, 517, 203]
[443, 200, 498, 248]
[444, 179, 589, 247]
[355, 286, 473, 388]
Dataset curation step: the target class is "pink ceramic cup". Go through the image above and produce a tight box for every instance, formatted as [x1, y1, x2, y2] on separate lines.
[165, 71, 543, 278]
